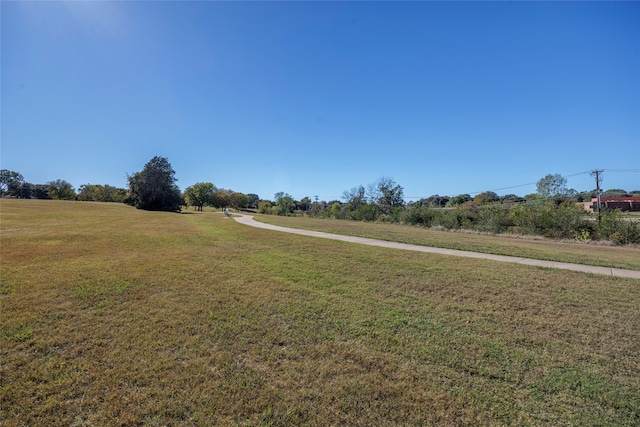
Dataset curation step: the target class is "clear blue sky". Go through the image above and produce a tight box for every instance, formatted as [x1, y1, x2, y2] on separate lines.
[2, 1, 639, 202]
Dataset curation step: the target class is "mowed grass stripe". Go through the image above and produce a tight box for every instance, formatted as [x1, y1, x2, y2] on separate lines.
[1, 199, 639, 426]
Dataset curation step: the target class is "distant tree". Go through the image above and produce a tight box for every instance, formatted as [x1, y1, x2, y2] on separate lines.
[210, 188, 234, 209]
[258, 200, 273, 214]
[473, 191, 499, 205]
[47, 179, 76, 200]
[230, 192, 250, 209]
[30, 184, 50, 199]
[247, 193, 260, 209]
[0, 170, 25, 197]
[184, 182, 216, 211]
[375, 177, 404, 212]
[536, 173, 570, 199]
[298, 196, 312, 212]
[446, 194, 472, 207]
[602, 189, 628, 197]
[20, 182, 33, 199]
[125, 156, 182, 212]
[274, 192, 295, 215]
[342, 185, 366, 208]
[366, 182, 380, 204]
[423, 194, 449, 207]
[77, 184, 126, 202]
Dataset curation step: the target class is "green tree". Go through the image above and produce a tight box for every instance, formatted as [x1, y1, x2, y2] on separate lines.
[422, 194, 449, 207]
[274, 192, 295, 216]
[602, 189, 628, 197]
[210, 188, 233, 209]
[30, 184, 50, 199]
[446, 194, 471, 207]
[298, 196, 312, 212]
[47, 179, 76, 200]
[376, 177, 404, 213]
[247, 193, 260, 209]
[184, 182, 216, 211]
[536, 173, 570, 199]
[125, 156, 182, 212]
[0, 170, 25, 197]
[230, 192, 250, 209]
[77, 184, 126, 202]
[473, 191, 499, 205]
[258, 201, 273, 214]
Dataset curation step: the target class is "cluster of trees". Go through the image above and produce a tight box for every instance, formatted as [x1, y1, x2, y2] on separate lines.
[1, 169, 129, 202]
[258, 173, 639, 244]
[4, 162, 638, 244]
[2, 157, 255, 213]
[184, 182, 258, 212]
[77, 184, 127, 202]
[258, 193, 311, 216]
[1, 170, 79, 200]
[124, 156, 258, 212]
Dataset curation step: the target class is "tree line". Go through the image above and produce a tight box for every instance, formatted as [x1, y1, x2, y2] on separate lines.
[0, 170, 127, 202]
[2, 160, 638, 244]
[261, 173, 640, 244]
[1, 156, 257, 211]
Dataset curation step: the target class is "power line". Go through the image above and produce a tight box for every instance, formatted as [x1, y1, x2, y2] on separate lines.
[328, 169, 637, 202]
[463, 170, 592, 197]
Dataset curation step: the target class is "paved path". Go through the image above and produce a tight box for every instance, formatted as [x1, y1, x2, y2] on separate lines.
[233, 214, 640, 279]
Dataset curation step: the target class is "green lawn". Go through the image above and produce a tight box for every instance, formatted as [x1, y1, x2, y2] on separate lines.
[2, 200, 639, 426]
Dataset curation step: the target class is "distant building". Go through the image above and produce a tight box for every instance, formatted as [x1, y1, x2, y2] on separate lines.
[590, 197, 640, 212]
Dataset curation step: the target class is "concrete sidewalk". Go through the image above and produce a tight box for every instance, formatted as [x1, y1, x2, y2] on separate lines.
[233, 214, 640, 279]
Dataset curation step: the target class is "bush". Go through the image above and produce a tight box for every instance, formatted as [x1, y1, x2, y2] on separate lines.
[351, 204, 378, 222]
[257, 201, 273, 214]
[433, 209, 462, 230]
[401, 205, 436, 227]
[477, 206, 513, 234]
[596, 210, 640, 244]
[508, 202, 586, 239]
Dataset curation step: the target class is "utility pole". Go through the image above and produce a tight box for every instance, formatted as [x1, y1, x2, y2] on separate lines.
[591, 169, 603, 220]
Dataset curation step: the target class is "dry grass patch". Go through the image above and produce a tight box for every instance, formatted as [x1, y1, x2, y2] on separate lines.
[1, 200, 639, 426]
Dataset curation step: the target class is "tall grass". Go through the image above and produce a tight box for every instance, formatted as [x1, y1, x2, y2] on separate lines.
[2, 200, 639, 425]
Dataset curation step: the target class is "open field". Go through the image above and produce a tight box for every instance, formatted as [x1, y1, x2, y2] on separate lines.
[255, 215, 640, 271]
[2, 199, 639, 425]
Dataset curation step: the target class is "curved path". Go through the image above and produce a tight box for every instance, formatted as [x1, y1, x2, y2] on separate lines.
[233, 214, 640, 279]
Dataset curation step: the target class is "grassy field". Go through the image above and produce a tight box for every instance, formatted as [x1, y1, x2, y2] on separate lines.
[255, 214, 640, 271]
[1, 199, 639, 426]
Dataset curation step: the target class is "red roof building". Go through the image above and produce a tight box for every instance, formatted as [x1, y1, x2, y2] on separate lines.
[591, 197, 640, 212]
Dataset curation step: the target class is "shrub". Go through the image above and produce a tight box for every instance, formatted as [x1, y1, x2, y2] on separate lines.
[401, 205, 436, 227]
[352, 204, 378, 222]
[477, 206, 513, 234]
[596, 210, 640, 244]
[508, 202, 585, 238]
[258, 201, 273, 215]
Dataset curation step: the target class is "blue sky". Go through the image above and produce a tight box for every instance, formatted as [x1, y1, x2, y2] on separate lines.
[2, 1, 639, 202]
